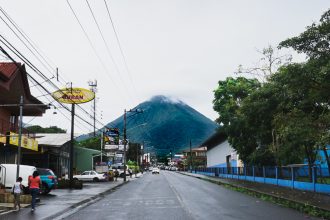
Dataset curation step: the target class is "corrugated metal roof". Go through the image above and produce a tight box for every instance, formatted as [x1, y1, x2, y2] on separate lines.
[35, 133, 73, 147]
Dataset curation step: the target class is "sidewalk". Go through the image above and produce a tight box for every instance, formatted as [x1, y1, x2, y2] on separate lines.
[0, 173, 142, 220]
[179, 172, 330, 218]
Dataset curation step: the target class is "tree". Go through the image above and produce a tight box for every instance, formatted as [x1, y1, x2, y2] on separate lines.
[213, 77, 262, 165]
[77, 136, 100, 150]
[279, 9, 330, 60]
[236, 45, 292, 82]
[278, 9, 330, 174]
[26, 125, 66, 133]
[213, 77, 261, 127]
[126, 142, 141, 163]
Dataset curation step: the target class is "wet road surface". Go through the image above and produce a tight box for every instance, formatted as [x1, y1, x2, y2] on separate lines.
[63, 171, 319, 220]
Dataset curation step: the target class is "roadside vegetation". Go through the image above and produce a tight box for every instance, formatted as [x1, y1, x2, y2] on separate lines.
[213, 9, 330, 177]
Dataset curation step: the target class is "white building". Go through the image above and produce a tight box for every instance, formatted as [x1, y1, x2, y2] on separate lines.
[202, 132, 243, 168]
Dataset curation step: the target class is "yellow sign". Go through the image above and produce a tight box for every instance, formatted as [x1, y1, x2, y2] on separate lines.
[0, 135, 5, 144]
[9, 132, 38, 151]
[52, 88, 95, 104]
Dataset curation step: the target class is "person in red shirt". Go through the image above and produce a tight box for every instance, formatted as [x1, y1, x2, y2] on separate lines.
[28, 171, 42, 212]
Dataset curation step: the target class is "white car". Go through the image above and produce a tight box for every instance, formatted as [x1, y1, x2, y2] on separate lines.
[73, 171, 107, 182]
[170, 166, 178, 171]
[152, 167, 160, 174]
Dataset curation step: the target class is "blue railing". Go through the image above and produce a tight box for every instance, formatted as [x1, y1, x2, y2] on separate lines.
[190, 165, 330, 194]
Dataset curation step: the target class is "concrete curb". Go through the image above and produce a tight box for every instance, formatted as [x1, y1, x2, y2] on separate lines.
[178, 172, 330, 219]
[42, 181, 128, 220]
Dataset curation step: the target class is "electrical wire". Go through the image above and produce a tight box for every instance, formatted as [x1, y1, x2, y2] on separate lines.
[66, 0, 124, 96]
[85, 0, 132, 99]
[0, 8, 122, 132]
[0, 13, 56, 80]
[103, 0, 137, 94]
[0, 44, 103, 132]
[0, 36, 107, 130]
[0, 7, 69, 87]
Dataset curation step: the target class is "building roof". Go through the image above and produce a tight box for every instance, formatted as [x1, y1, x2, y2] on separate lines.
[0, 62, 47, 116]
[0, 62, 17, 81]
[200, 129, 227, 151]
[36, 133, 73, 147]
[182, 146, 207, 153]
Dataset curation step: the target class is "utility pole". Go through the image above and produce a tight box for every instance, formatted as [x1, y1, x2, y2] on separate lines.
[189, 139, 193, 172]
[16, 96, 23, 180]
[100, 129, 104, 163]
[123, 108, 143, 182]
[88, 80, 97, 137]
[0, 97, 50, 180]
[123, 109, 127, 182]
[69, 103, 75, 188]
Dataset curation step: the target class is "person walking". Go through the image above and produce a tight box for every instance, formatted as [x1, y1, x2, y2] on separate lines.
[28, 170, 42, 212]
[114, 169, 119, 181]
[12, 177, 23, 211]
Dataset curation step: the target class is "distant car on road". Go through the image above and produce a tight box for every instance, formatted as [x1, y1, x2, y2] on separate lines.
[152, 167, 160, 174]
[170, 167, 178, 171]
[37, 168, 58, 194]
[73, 171, 107, 182]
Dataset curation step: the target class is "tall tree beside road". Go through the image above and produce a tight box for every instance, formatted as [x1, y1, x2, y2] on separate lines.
[213, 9, 330, 170]
[278, 8, 330, 174]
[213, 77, 262, 165]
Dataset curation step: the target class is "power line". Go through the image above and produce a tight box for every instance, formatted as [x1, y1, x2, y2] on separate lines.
[85, 0, 131, 97]
[0, 12, 56, 80]
[0, 8, 119, 132]
[0, 44, 104, 131]
[0, 7, 70, 88]
[103, 0, 137, 94]
[66, 0, 124, 96]
[0, 35, 107, 129]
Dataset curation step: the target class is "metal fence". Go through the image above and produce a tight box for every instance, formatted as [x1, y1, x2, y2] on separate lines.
[190, 165, 330, 194]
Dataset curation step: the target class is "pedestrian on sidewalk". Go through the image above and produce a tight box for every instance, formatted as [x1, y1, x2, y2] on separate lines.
[129, 169, 132, 178]
[114, 169, 119, 181]
[28, 171, 42, 212]
[12, 177, 23, 211]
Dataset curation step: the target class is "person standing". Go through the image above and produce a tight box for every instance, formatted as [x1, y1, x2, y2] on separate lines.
[12, 177, 23, 211]
[114, 169, 119, 181]
[28, 171, 42, 212]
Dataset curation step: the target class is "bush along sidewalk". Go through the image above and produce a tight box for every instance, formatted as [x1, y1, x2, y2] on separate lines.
[57, 179, 83, 189]
[180, 172, 330, 220]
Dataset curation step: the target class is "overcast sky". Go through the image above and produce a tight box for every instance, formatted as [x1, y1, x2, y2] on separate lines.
[0, 1, 329, 134]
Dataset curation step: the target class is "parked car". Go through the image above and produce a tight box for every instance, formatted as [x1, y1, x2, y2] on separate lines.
[0, 164, 36, 192]
[152, 167, 160, 174]
[73, 171, 107, 182]
[37, 168, 58, 195]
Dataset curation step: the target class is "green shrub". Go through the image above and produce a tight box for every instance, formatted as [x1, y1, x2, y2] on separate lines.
[57, 179, 83, 189]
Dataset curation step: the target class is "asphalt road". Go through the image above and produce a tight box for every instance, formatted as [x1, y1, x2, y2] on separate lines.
[63, 171, 319, 220]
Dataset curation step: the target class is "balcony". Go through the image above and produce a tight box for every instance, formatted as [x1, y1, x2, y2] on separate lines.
[0, 119, 35, 138]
